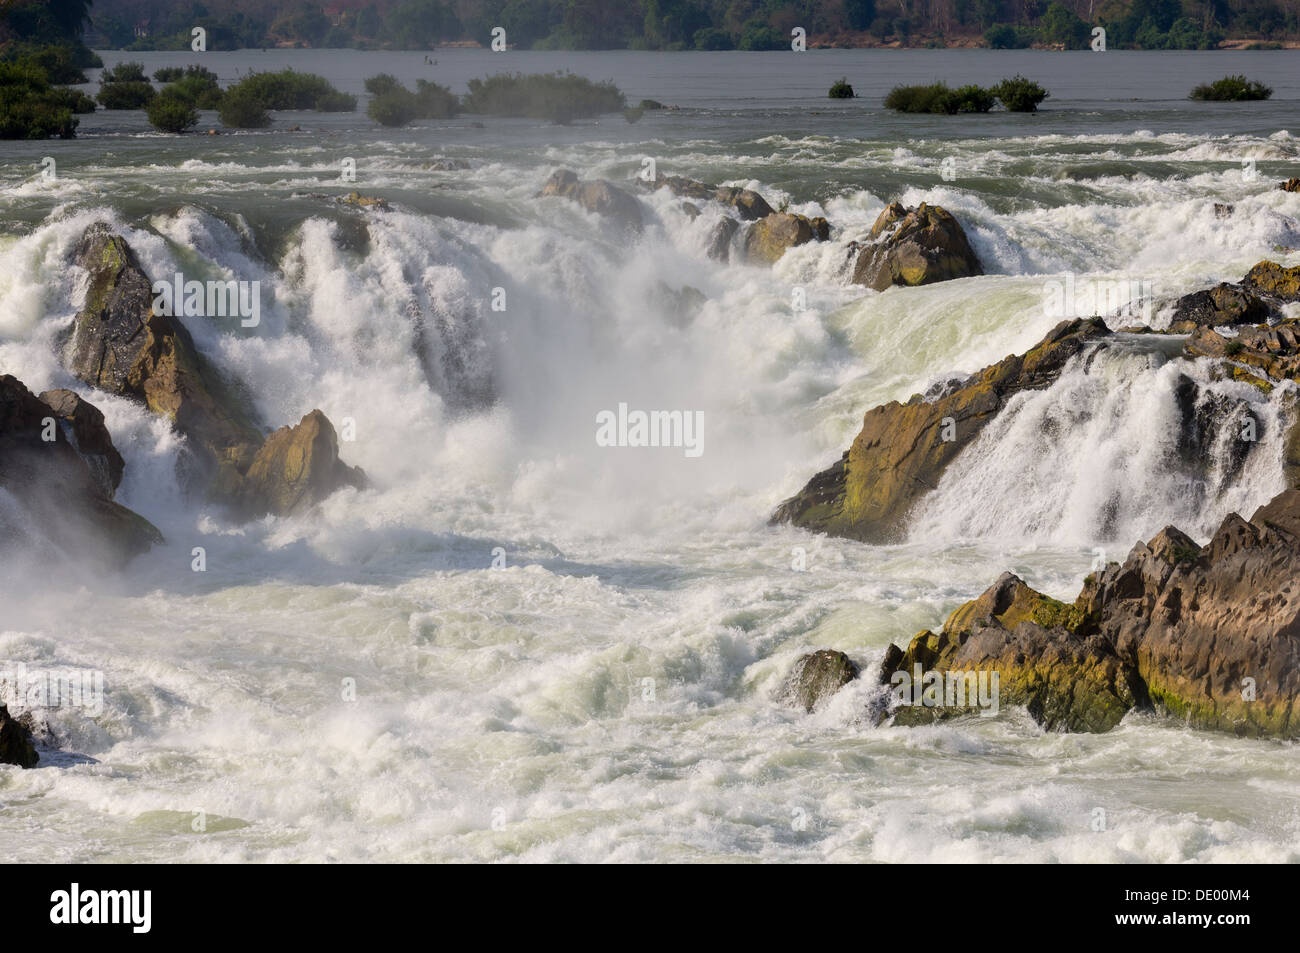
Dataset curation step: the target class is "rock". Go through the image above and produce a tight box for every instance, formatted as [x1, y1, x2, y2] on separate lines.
[540, 170, 643, 232]
[785, 649, 860, 712]
[37, 388, 125, 498]
[233, 410, 365, 519]
[1213, 202, 1234, 218]
[882, 572, 1144, 732]
[884, 487, 1300, 738]
[680, 202, 700, 220]
[1240, 259, 1300, 303]
[339, 191, 390, 211]
[705, 217, 739, 262]
[1166, 282, 1271, 333]
[0, 704, 39, 768]
[740, 212, 827, 265]
[0, 375, 161, 563]
[1279, 178, 1300, 193]
[62, 224, 264, 492]
[850, 201, 983, 291]
[772, 318, 1110, 542]
[650, 174, 775, 220]
[639, 99, 665, 110]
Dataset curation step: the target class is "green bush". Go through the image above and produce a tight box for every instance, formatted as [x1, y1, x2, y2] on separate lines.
[97, 80, 156, 109]
[218, 85, 270, 128]
[948, 84, 996, 112]
[153, 66, 185, 83]
[364, 76, 457, 126]
[693, 27, 733, 50]
[991, 75, 1050, 112]
[829, 78, 855, 99]
[462, 72, 623, 122]
[738, 19, 785, 50]
[1190, 75, 1273, 102]
[883, 82, 994, 114]
[226, 69, 356, 111]
[146, 91, 199, 133]
[2, 45, 90, 84]
[162, 71, 223, 109]
[984, 24, 1036, 48]
[101, 61, 148, 83]
[0, 63, 78, 138]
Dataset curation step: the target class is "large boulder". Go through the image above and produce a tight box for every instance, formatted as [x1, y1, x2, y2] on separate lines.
[62, 224, 264, 491]
[0, 375, 161, 563]
[650, 174, 775, 221]
[37, 388, 125, 498]
[233, 410, 365, 519]
[851, 202, 983, 291]
[0, 704, 39, 769]
[783, 650, 860, 712]
[1240, 259, 1300, 304]
[772, 318, 1111, 542]
[1166, 282, 1271, 333]
[541, 170, 643, 232]
[882, 489, 1300, 738]
[740, 212, 829, 265]
[1279, 178, 1300, 193]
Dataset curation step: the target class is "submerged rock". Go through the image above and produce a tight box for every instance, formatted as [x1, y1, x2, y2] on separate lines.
[338, 191, 390, 211]
[0, 704, 39, 769]
[850, 201, 983, 291]
[772, 318, 1110, 542]
[784, 649, 860, 712]
[233, 410, 365, 519]
[0, 376, 160, 563]
[541, 170, 643, 232]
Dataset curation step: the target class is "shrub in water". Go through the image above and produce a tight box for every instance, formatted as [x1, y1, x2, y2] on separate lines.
[218, 85, 270, 128]
[364, 76, 457, 127]
[1190, 76, 1273, 102]
[462, 72, 624, 123]
[146, 90, 199, 133]
[226, 69, 356, 111]
[991, 75, 1049, 112]
[0, 62, 78, 138]
[829, 78, 855, 99]
[97, 80, 155, 109]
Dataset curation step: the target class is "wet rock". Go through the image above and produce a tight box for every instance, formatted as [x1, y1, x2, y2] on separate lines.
[785, 649, 860, 712]
[649, 174, 775, 220]
[233, 410, 366, 519]
[540, 170, 643, 233]
[1279, 178, 1300, 193]
[0, 375, 161, 563]
[1166, 282, 1270, 332]
[0, 704, 39, 769]
[1241, 259, 1300, 304]
[850, 201, 983, 291]
[62, 224, 264, 492]
[705, 217, 739, 262]
[1214, 202, 1234, 218]
[338, 191, 390, 211]
[740, 212, 827, 265]
[37, 388, 125, 498]
[772, 318, 1110, 542]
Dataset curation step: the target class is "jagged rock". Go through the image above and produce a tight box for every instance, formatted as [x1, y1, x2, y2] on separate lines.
[1241, 259, 1300, 303]
[884, 488, 1300, 737]
[1214, 203, 1234, 218]
[741, 212, 828, 265]
[37, 389, 125, 498]
[541, 170, 643, 232]
[0, 704, 39, 769]
[233, 410, 365, 519]
[784, 650, 860, 712]
[1166, 282, 1271, 332]
[0, 375, 161, 563]
[881, 572, 1143, 732]
[1279, 178, 1300, 193]
[850, 201, 983, 291]
[772, 318, 1110, 542]
[62, 224, 264, 492]
[706, 217, 739, 262]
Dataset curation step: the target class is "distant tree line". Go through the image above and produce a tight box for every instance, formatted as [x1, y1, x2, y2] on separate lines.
[11, 0, 1300, 52]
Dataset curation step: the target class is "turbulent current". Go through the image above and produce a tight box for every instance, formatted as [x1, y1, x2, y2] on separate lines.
[2, 49, 1300, 862]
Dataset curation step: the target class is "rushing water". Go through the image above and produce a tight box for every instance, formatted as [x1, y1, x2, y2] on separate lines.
[2, 50, 1299, 862]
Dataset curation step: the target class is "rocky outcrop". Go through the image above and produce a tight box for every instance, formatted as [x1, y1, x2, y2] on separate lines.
[233, 410, 365, 519]
[0, 704, 39, 769]
[882, 489, 1300, 737]
[706, 217, 739, 262]
[850, 202, 983, 291]
[63, 224, 264, 492]
[0, 375, 161, 563]
[37, 388, 125, 498]
[338, 191, 391, 211]
[1166, 282, 1270, 332]
[772, 318, 1111, 542]
[1240, 260, 1300, 304]
[783, 649, 860, 712]
[541, 170, 643, 232]
[740, 212, 830, 265]
[1279, 178, 1300, 193]
[649, 175, 775, 221]
[61, 225, 364, 520]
